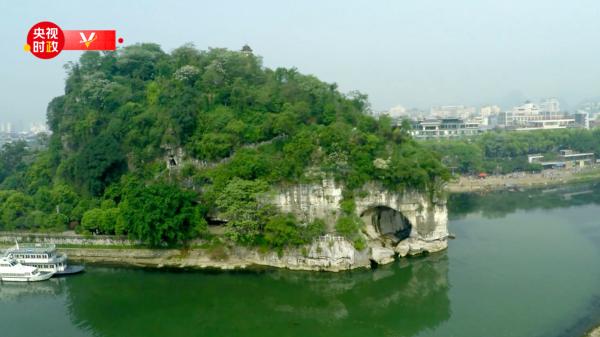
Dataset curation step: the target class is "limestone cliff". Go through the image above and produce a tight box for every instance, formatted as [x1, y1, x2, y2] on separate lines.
[271, 178, 449, 268]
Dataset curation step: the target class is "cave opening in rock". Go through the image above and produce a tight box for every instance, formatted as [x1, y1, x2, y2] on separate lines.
[361, 206, 412, 241]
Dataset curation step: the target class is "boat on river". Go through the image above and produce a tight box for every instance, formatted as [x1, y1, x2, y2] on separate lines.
[0, 257, 54, 282]
[4, 242, 84, 276]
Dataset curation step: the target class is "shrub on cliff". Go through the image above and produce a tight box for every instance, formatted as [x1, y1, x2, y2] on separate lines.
[264, 213, 302, 247]
[264, 215, 326, 248]
[335, 215, 366, 250]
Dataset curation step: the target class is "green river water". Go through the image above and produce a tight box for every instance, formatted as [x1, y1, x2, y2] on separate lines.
[1, 184, 600, 337]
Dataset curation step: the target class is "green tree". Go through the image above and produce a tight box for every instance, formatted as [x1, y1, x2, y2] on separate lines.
[118, 181, 206, 246]
[264, 213, 301, 247]
[216, 178, 272, 244]
[0, 141, 28, 185]
[0, 191, 33, 230]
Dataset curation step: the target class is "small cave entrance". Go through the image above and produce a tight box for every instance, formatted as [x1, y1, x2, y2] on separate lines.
[361, 206, 412, 242]
[168, 155, 178, 167]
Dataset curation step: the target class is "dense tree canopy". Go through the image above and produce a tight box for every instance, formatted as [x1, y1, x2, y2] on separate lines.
[424, 129, 600, 174]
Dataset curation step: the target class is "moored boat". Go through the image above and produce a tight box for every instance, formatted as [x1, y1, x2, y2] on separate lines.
[5, 242, 84, 276]
[0, 257, 54, 282]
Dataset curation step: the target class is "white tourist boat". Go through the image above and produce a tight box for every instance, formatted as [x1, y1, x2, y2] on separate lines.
[4, 242, 84, 276]
[0, 257, 54, 282]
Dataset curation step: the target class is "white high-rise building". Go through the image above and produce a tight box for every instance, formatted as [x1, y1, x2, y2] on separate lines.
[29, 123, 49, 134]
[6, 123, 12, 133]
[511, 102, 540, 115]
[539, 98, 560, 114]
[430, 105, 476, 119]
[479, 105, 501, 117]
[387, 105, 407, 118]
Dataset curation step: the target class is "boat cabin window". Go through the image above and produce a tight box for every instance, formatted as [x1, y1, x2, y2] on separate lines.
[9, 261, 17, 266]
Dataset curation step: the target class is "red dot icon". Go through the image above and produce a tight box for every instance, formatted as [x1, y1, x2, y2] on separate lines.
[118, 37, 124, 44]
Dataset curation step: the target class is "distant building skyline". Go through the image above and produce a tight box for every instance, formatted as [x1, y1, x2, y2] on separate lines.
[0, 120, 49, 133]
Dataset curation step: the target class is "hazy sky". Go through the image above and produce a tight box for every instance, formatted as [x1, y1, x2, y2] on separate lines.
[2, 0, 600, 129]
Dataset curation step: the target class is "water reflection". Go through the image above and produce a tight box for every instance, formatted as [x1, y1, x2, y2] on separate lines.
[449, 182, 600, 220]
[0, 277, 67, 301]
[63, 255, 450, 337]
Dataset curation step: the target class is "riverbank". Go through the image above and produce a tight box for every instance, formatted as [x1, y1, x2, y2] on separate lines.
[0, 245, 359, 272]
[446, 165, 600, 193]
[61, 246, 269, 270]
[0, 230, 451, 272]
[0, 234, 380, 272]
[586, 325, 600, 337]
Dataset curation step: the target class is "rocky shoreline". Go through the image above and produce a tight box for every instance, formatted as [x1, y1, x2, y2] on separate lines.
[446, 166, 600, 193]
[57, 234, 448, 272]
[586, 325, 600, 337]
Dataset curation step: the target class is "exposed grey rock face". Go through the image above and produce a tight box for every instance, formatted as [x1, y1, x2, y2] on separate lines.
[272, 178, 449, 269]
[395, 238, 448, 257]
[272, 178, 343, 232]
[60, 234, 372, 272]
[242, 234, 371, 271]
[370, 245, 396, 265]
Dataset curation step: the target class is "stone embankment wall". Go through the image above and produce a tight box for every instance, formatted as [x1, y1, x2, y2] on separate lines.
[0, 231, 139, 246]
[0, 231, 370, 272]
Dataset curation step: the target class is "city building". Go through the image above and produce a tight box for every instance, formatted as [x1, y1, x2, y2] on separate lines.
[480, 105, 501, 117]
[410, 118, 482, 139]
[430, 105, 476, 119]
[498, 102, 543, 128]
[387, 105, 407, 118]
[577, 101, 600, 122]
[528, 150, 595, 169]
[559, 149, 595, 168]
[527, 154, 545, 164]
[512, 102, 540, 116]
[0, 121, 50, 147]
[388, 98, 593, 139]
[539, 98, 560, 114]
[29, 122, 49, 134]
[515, 118, 576, 131]
[0, 122, 12, 133]
[470, 115, 489, 127]
[573, 112, 590, 129]
[497, 99, 589, 130]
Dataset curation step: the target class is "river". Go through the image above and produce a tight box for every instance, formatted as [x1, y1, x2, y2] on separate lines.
[1, 183, 600, 337]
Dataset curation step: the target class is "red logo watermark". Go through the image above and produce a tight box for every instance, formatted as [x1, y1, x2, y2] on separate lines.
[25, 21, 65, 59]
[25, 21, 123, 59]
